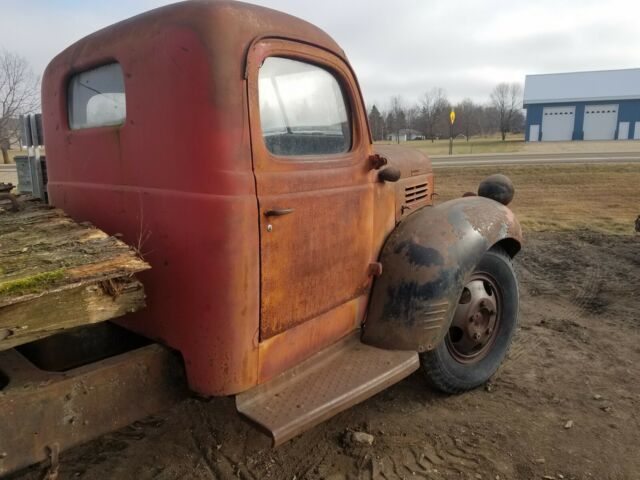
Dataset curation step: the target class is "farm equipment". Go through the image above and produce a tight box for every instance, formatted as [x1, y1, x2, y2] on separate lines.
[0, 0, 522, 475]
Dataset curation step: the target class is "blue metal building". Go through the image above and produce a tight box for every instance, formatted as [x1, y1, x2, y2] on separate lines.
[523, 68, 640, 142]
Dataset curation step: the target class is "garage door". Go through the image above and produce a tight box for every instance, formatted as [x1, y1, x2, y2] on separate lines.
[541, 106, 575, 141]
[583, 104, 618, 140]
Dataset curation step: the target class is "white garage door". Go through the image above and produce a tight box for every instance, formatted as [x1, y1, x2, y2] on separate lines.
[583, 104, 618, 140]
[618, 122, 629, 140]
[541, 106, 575, 141]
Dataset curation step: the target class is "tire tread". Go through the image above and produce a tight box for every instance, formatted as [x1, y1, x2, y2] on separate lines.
[420, 247, 518, 394]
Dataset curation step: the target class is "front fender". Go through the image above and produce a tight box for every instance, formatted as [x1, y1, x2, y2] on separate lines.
[362, 196, 522, 352]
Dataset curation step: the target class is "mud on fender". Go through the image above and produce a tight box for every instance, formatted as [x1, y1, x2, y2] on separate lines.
[362, 196, 522, 352]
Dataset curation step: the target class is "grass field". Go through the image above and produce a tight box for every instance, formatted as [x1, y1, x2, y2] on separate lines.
[435, 163, 640, 234]
[376, 134, 525, 156]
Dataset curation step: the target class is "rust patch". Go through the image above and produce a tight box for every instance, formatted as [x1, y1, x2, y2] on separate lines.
[0, 344, 186, 476]
[257, 298, 360, 383]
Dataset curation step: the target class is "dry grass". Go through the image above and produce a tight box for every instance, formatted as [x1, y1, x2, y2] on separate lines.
[376, 136, 640, 156]
[435, 163, 640, 234]
[522, 139, 640, 154]
[377, 134, 525, 156]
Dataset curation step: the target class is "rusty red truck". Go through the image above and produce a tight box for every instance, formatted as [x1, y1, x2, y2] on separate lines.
[1, 0, 522, 474]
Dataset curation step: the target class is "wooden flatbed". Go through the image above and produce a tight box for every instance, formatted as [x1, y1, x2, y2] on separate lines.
[0, 195, 149, 351]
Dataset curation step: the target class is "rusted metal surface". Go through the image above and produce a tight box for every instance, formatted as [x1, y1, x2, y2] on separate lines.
[43, 1, 335, 396]
[41, 0, 394, 396]
[237, 331, 419, 446]
[372, 145, 434, 220]
[0, 343, 186, 476]
[368, 153, 388, 170]
[246, 38, 376, 341]
[446, 272, 501, 363]
[257, 298, 362, 384]
[40, 0, 438, 396]
[368, 262, 383, 277]
[362, 196, 522, 352]
[374, 145, 432, 179]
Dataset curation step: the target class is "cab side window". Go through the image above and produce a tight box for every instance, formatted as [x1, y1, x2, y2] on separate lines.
[68, 63, 126, 130]
[258, 57, 351, 157]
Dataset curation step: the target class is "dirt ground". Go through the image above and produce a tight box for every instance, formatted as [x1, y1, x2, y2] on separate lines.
[9, 230, 640, 480]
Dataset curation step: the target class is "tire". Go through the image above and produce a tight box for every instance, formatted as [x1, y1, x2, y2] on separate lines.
[420, 247, 519, 394]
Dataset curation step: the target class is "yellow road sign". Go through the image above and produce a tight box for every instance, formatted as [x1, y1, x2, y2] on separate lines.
[450, 109, 456, 125]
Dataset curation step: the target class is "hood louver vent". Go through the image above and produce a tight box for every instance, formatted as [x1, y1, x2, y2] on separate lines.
[404, 182, 428, 205]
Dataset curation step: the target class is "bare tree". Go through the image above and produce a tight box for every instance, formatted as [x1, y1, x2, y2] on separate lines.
[455, 98, 481, 140]
[418, 87, 449, 142]
[387, 96, 406, 143]
[490, 82, 522, 141]
[404, 105, 420, 132]
[367, 104, 384, 141]
[0, 50, 39, 164]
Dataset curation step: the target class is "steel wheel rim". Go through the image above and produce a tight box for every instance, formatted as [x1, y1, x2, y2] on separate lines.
[446, 272, 502, 364]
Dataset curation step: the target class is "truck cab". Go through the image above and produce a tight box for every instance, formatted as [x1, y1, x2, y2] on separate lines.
[41, 0, 522, 444]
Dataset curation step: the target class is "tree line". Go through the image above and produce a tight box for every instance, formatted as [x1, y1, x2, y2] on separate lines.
[368, 83, 524, 143]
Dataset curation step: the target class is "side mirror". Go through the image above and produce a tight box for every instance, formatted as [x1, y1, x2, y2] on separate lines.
[378, 167, 401, 183]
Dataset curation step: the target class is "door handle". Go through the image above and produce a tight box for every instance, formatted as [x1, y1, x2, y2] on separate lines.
[264, 208, 295, 217]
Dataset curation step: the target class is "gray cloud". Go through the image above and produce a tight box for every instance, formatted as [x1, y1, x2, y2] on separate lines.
[1, 0, 638, 110]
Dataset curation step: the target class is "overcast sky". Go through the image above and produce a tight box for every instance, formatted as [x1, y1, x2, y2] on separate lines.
[1, 0, 639, 109]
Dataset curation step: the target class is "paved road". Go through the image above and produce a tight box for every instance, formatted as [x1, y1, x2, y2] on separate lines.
[431, 151, 640, 167]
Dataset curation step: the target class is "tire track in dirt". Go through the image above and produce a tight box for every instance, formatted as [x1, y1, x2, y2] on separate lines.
[508, 236, 603, 366]
[372, 430, 511, 480]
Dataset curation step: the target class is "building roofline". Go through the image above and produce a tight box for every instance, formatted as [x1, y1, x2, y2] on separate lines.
[524, 95, 640, 106]
[524, 67, 640, 79]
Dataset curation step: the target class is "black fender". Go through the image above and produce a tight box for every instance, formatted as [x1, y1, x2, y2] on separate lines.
[362, 196, 523, 352]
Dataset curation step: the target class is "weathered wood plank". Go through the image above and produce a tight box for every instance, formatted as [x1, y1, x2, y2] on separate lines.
[0, 196, 151, 349]
[0, 196, 149, 306]
[0, 279, 146, 350]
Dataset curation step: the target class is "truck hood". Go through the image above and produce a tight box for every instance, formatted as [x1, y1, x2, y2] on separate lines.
[373, 145, 432, 179]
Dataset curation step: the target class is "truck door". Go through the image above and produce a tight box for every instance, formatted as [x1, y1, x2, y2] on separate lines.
[247, 40, 374, 340]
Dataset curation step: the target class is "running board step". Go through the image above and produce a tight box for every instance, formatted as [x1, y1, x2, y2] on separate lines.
[236, 332, 419, 445]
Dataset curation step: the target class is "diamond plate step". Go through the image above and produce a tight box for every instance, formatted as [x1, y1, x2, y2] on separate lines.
[236, 331, 419, 445]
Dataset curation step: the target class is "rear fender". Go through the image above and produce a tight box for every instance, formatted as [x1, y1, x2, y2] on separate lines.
[362, 196, 522, 352]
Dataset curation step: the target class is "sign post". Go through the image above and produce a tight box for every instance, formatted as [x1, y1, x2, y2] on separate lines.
[449, 109, 456, 155]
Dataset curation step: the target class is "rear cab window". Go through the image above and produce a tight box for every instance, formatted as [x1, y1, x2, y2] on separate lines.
[258, 57, 351, 157]
[68, 63, 126, 130]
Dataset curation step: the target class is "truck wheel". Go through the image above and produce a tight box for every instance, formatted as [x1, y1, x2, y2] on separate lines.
[420, 247, 518, 394]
